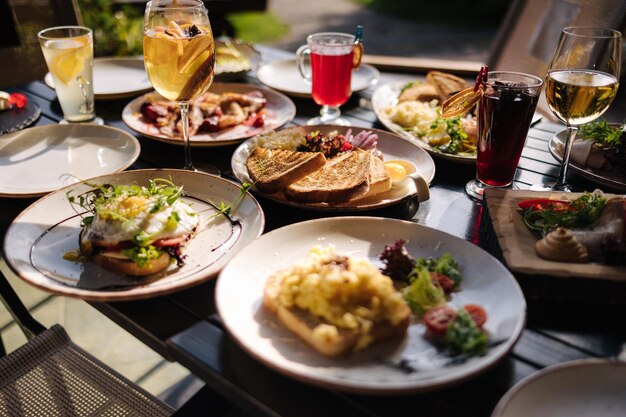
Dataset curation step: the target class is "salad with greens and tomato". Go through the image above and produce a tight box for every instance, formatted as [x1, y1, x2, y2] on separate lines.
[379, 240, 490, 356]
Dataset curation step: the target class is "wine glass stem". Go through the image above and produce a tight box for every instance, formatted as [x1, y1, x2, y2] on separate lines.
[179, 101, 195, 171]
[554, 125, 578, 189]
[319, 105, 340, 123]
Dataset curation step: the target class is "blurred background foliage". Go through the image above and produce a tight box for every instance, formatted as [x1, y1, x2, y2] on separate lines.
[77, 0, 286, 56]
[77, 0, 506, 56]
[226, 12, 288, 43]
[78, 0, 144, 56]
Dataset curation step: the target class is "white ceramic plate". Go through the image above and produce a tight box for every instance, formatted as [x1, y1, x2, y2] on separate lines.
[216, 217, 526, 394]
[45, 56, 153, 100]
[0, 124, 140, 198]
[122, 83, 296, 147]
[231, 125, 435, 211]
[492, 359, 626, 417]
[3, 169, 264, 301]
[372, 81, 476, 164]
[215, 38, 262, 80]
[549, 130, 626, 192]
[256, 59, 380, 98]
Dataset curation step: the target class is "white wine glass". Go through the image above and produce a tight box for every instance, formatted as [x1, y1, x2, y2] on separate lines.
[538, 27, 621, 191]
[143, 0, 215, 171]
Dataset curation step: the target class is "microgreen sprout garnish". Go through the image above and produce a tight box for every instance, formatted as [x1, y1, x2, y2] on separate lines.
[207, 181, 253, 221]
[66, 178, 191, 247]
[67, 178, 184, 225]
[521, 191, 607, 233]
[579, 119, 625, 148]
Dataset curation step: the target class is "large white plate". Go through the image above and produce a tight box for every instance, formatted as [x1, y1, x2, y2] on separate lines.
[3, 169, 264, 301]
[231, 125, 435, 211]
[122, 83, 296, 147]
[548, 129, 626, 192]
[256, 59, 380, 98]
[0, 124, 140, 198]
[372, 81, 476, 164]
[492, 359, 626, 417]
[216, 217, 526, 394]
[45, 56, 153, 100]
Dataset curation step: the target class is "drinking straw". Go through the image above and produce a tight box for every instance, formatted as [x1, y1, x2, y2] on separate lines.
[354, 25, 363, 44]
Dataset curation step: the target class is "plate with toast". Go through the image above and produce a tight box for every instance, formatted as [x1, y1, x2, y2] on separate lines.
[122, 83, 296, 147]
[216, 217, 526, 394]
[372, 72, 478, 164]
[231, 125, 435, 211]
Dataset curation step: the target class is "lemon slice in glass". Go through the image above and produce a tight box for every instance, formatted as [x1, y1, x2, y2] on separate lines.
[49, 39, 89, 85]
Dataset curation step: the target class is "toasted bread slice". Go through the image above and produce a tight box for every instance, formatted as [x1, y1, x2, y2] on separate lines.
[426, 71, 467, 102]
[246, 147, 326, 193]
[398, 83, 439, 103]
[79, 235, 172, 276]
[264, 272, 410, 357]
[361, 155, 392, 199]
[285, 149, 371, 203]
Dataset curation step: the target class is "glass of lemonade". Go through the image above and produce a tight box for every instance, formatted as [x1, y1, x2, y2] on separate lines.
[143, 0, 215, 171]
[38, 26, 96, 123]
[296, 32, 362, 126]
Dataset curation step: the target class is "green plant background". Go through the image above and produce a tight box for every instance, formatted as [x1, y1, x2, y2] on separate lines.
[78, 0, 287, 56]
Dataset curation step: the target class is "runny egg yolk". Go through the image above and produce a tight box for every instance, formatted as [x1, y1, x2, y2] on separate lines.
[119, 196, 149, 218]
[384, 162, 408, 181]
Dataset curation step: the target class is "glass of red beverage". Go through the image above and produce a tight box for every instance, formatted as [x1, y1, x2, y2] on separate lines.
[466, 71, 543, 200]
[296, 32, 362, 126]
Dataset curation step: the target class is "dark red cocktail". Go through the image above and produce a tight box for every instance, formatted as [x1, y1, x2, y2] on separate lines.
[311, 51, 353, 107]
[466, 72, 543, 200]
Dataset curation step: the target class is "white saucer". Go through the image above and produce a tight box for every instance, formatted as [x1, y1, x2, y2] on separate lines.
[45, 56, 153, 100]
[257, 59, 380, 98]
[0, 124, 140, 197]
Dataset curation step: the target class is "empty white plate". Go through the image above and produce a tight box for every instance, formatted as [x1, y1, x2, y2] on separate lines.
[257, 59, 380, 97]
[45, 56, 153, 100]
[492, 359, 626, 417]
[0, 124, 140, 197]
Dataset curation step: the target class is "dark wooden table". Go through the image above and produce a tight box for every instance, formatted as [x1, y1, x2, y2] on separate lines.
[2, 46, 625, 417]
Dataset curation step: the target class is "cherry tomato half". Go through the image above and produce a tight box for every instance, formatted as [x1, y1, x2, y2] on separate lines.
[517, 198, 570, 212]
[423, 305, 456, 336]
[464, 304, 487, 328]
[430, 272, 455, 294]
[153, 236, 186, 248]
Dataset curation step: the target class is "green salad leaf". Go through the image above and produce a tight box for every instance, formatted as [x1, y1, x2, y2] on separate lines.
[579, 120, 624, 149]
[444, 309, 488, 355]
[523, 191, 607, 233]
[417, 253, 462, 288]
[403, 266, 446, 316]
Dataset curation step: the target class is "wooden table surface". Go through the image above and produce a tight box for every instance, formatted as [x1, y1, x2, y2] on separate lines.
[2, 46, 625, 417]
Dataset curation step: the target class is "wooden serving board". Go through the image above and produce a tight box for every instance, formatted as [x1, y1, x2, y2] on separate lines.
[483, 188, 626, 281]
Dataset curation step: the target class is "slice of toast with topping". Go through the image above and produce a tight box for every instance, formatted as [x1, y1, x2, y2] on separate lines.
[360, 154, 392, 199]
[284, 149, 371, 203]
[246, 147, 326, 193]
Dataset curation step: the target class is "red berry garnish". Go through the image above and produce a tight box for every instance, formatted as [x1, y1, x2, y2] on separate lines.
[8, 93, 28, 109]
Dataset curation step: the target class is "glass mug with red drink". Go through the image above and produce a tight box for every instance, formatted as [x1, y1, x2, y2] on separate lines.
[296, 31, 363, 126]
[465, 71, 543, 200]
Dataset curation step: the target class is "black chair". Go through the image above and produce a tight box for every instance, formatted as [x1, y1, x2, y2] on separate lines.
[0, 269, 174, 416]
[0, 0, 82, 88]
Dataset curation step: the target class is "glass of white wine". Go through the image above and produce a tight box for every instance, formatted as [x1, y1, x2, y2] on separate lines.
[143, 0, 215, 171]
[538, 27, 621, 191]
